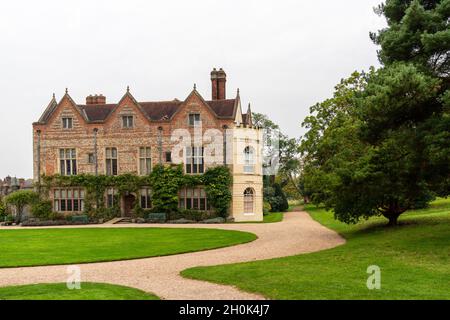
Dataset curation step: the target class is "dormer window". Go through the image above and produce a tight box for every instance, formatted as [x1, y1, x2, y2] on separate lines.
[122, 115, 134, 128]
[62, 117, 73, 129]
[188, 113, 200, 126]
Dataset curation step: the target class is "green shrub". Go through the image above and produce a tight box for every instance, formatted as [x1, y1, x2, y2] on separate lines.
[264, 183, 289, 212]
[49, 211, 65, 221]
[0, 200, 5, 217]
[90, 207, 120, 221]
[31, 200, 52, 219]
[180, 210, 212, 222]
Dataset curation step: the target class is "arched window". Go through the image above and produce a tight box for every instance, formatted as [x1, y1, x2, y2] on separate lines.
[244, 146, 255, 173]
[244, 188, 254, 214]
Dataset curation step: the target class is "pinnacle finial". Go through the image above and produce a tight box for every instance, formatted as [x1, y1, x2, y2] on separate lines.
[65, 88, 68, 94]
[237, 88, 240, 95]
[52, 93, 56, 99]
[194, 83, 197, 90]
[127, 85, 130, 93]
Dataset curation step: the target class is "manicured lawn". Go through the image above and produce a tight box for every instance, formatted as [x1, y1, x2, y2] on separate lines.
[182, 199, 450, 299]
[0, 227, 256, 268]
[263, 212, 284, 223]
[0, 282, 159, 300]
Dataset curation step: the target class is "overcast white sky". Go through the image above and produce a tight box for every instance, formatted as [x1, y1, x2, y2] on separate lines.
[0, 0, 386, 178]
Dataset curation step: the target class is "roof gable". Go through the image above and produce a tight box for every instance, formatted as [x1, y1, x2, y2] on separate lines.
[35, 89, 239, 124]
[36, 92, 88, 126]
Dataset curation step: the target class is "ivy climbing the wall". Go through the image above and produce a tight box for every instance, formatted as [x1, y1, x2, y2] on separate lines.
[38, 165, 233, 218]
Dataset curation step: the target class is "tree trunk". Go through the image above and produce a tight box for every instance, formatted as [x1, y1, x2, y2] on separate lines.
[382, 212, 401, 226]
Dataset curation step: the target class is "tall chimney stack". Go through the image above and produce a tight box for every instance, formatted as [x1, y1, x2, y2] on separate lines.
[211, 68, 226, 100]
[86, 94, 106, 105]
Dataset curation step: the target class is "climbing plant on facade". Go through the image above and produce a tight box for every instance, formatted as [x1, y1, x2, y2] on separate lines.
[38, 165, 233, 217]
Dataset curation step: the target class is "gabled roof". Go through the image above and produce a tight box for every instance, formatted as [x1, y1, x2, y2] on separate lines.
[35, 89, 239, 124]
[38, 95, 58, 123]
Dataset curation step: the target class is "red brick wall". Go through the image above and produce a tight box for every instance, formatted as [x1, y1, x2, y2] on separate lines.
[33, 92, 235, 180]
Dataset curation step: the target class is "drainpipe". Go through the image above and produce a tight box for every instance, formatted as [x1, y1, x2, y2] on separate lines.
[222, 125, 228, 165]
[36, 130, 41, 194]
[93, 128, 98, 176]
[158, 126, 163, 165]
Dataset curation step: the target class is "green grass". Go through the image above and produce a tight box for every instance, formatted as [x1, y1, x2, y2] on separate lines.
[182, 199, 450, 299]
[263, 212, 284, 223]
[0, 227, 256, 268]
[0, 282, 159, 300]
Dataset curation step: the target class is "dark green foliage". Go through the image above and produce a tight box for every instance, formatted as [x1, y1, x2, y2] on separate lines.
[372, 0, 450, 78]
[31, 200, 52, 220]
[300, 1, 450, 226]
[0, 200, 5, 218]
[264, 183, 289, 212]
[149, 165, 185, 213]
[39, 165, 233, 218]
[203, 166, 233, 217]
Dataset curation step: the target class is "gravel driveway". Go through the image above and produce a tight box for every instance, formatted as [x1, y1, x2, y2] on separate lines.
[0, 209, 345, 300]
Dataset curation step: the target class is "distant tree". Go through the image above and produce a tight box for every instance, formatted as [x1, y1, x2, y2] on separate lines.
[4, 190, 39, 224]
[253, 113, 302, 199]
[264, 183, 289, 212]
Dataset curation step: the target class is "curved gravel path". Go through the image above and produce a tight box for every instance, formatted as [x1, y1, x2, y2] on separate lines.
[0, 209, 345, 300]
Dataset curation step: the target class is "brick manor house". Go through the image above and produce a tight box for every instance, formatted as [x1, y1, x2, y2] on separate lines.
[32, 68, 263, 222]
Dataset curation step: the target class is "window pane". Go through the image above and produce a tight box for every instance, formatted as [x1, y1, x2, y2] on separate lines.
[112, 159, 118, 175]
[106, 159, 111, 175]
[60, 160, 65, 175]
[67, 199, 73, 211]
[106, 148, 111, 158]
[200, 198, 206, 211]
[139, 147, 145, 158]
[73, 199, 79, 212]
[139, 159, 145, 175]
[68, 189, 73, 198]
[193, 198, 199, 209]
[61, 199, 66, 211]
[146, 159, 151, 174]
[112, 148, 117, 158]
[60, 149, 65, 159]
[146, 147, 151, 158]
[54, 200, 59, 212]
[80, 190, 85, 198]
